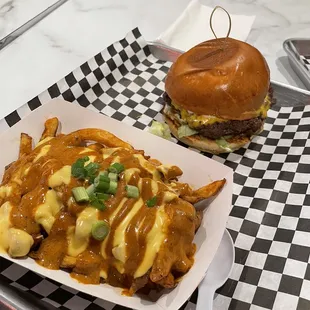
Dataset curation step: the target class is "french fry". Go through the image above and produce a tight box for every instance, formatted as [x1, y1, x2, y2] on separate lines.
[182, 179, 226, 204]
[64, 128, 133, 149]
[19, 133, 33, 158]
[60, 255, 77, 269]
[87, 143, 104, 152]
[4, 162, 14, 172]
[148, 158, 162, 167]
[157, 165, 183, 180]
[40, 117, 59, 141]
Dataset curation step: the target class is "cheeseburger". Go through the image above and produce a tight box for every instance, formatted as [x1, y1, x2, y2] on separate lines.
[163, 37, 273, 154]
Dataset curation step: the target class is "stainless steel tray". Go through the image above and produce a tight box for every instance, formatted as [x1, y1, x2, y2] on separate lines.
[149, 40, 310, 107]
[1, 39, 310, 310]
[283, 38, 310, 90]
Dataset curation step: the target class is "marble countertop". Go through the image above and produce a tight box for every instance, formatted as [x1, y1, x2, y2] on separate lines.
[0, 0, 310, 120]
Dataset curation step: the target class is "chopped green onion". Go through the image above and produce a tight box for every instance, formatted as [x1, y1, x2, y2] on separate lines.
[89, 194, 106, 211]
[94, 174, 110, 192]
[107, 181, 118, 195]
[126, 185, 139, 198]
[108, 172, 118, 182]
[146, 196, 157, 208]
[91, 221, 110, 241]
[96, 193, 110, 201]
[95, 181, 110, 192]
[71, 157, 100, 183]
[72, 187, 89, 203]
[90, 199, 106, 211]
[109, 163, 125, 174]
[86, 184, 95, 196]
[84, 162, 100, 176]
[99, 171, 108, 177]
[95, 173, 110, 184]
[71, 157, 89, 179]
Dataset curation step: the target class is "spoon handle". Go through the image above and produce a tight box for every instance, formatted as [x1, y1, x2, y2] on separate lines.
[196, 283, 215, 310]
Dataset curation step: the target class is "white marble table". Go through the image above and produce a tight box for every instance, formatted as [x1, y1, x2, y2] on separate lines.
[0, 0, 310, 120]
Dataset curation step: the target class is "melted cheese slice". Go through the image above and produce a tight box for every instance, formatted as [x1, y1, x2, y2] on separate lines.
[171, 96, 271, 128]
[48, 165, 71, 188]
[35, 190, 62, 234]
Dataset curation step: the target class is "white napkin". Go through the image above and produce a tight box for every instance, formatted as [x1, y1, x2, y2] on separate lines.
[157, 0, 256, 51]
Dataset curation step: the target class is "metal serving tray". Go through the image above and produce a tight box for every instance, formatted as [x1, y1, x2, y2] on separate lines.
[283, 38, 310, 90]
[150, 40, 310, 107]
[2, 39, 310, 310]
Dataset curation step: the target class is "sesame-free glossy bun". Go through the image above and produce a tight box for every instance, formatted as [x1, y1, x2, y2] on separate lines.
[165, 37, 270, 120]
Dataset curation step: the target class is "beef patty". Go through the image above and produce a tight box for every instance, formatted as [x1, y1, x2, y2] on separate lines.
[163, 92, 266, 140]
[196, 117, 264, 139]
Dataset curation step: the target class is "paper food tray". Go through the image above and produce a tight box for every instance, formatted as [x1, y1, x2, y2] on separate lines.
[0, 99, 233, 310]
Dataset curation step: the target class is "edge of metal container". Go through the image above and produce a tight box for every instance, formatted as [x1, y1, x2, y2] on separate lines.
[148, 40, 310, 107]
[283, 38, 310, 90]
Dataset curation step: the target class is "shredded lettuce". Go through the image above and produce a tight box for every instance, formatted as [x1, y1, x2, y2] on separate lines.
[215, 137, 232, 152]
[149, 121, 172, 140]
[177, 125, 198, 138]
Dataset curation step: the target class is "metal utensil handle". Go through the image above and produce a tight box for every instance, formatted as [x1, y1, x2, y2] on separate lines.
[0, 0, 68, 51]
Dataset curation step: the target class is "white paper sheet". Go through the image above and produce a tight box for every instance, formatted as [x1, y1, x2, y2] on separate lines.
[157, 0, 256, 51]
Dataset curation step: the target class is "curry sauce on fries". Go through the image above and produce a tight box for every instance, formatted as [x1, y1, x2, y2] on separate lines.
[0, 118, 225, 295]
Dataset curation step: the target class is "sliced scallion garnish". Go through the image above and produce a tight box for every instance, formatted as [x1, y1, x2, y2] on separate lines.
[89, 194, 106, 211]
[71, 157, 89, 179]
[146, 196, 157, 208]
[94, 174, 110, 192]
[86, 184, 95, 196]
[108, 172, 118, 182]
[72, 187, 89, 203]
[91, 221, 110, 241]
[107, 181, 118, 195]
[109, 163, 125, 174]
[71, 157, 100, 183]
[126, 185, 139, 198]
[96, 193, 110, 201]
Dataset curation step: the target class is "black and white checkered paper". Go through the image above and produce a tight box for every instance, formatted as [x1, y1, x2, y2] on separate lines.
[1, 28, 310, 310]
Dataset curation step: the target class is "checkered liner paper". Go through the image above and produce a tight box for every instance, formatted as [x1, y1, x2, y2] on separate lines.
[1, 28, 310, 310]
